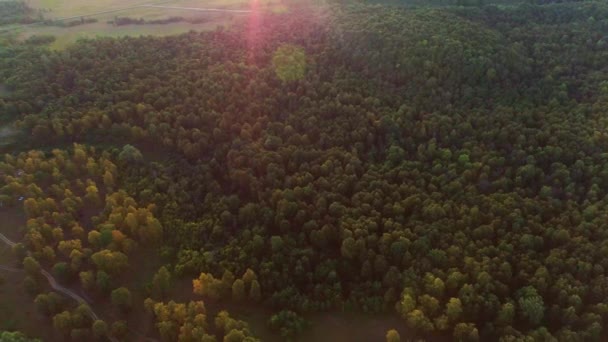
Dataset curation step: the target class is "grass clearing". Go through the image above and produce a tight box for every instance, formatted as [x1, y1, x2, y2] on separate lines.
[27, 0, 268, 19]
[22, 19, 234, 50]
[12, 0, 279, 49]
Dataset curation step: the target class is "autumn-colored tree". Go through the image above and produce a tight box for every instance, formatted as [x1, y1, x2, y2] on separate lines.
[91, 249, 128, 274]
[386, 329, 400, 342]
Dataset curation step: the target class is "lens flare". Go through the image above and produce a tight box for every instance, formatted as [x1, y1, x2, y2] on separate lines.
[246, 0, 261, 63]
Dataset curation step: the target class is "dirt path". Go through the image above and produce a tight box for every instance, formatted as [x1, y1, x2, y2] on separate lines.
[0, 232, 118, 341]
[0, 233, 16, 247]
[0, 264, 21, 272]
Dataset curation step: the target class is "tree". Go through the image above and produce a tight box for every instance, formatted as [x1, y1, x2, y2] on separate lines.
[232, 279, 245, 302]
[386, 329, 401, 342]
[453, 323, 479, 341]
[398, 292, 416, 317]
[35, 292, 63, 316]
[118, 145, 143, 164]
[94, 270, 110, 292]
[52, 262, 70, 283]
[340, 237, 356, 259]
[446, 298, 463, 322]
[52, 311, 72, 336]
[406, 309, 433, 333]
[249, 280, 261, 302]
[23, 256, 41, 278]
[92, 320, 108, 339]
[272, 44, 307, 82]
[193, 272, 223, 300]
[242, 269, 257, 287]
[224, 329, 247, 342]
[111, 287, 133, 312]
[517, 286, 544, 326]
[153, 266, 171, 298]
[91, 249, 128, 274]
[22, 276, 40, 295]
[268, 310, 308, 340]
[103, 171, 115, 190]
[496, 302, 515, 326]
[111, 321, 128, 339]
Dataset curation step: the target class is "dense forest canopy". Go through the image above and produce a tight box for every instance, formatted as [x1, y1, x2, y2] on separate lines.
[1, 0, 608, 341]
[362, 0, 595, 6]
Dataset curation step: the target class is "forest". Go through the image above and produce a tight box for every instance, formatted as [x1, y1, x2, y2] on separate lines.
[0, 1, 39, 26]
[1, 0, 608, 341]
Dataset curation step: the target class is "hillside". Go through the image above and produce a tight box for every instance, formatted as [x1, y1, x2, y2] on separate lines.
[1, 1, 608, 341]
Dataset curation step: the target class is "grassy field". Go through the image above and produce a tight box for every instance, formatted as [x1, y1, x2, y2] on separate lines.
[11, 0, 279, 49]
[27, 0, 264, 18]
[22, 19, 235, 50]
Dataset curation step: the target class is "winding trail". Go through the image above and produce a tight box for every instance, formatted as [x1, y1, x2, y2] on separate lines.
[0, 233, 16, 247]
[0, 233, 117, 341]
[0, 264, 21, 272]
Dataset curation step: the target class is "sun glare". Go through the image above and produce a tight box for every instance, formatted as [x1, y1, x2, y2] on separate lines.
[246, 0, 262, 62]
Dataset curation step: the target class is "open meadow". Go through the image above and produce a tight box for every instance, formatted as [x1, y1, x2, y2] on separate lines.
[7, 0, 280, 49]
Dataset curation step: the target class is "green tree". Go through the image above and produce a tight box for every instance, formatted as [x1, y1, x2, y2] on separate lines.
[446, 298, 463, 322]
[386, 329, 400, 342]
[153, 266, 171, 298]
[118, 144, 143, 164]
[517, 286, 544, 326]
[453, 323, 479, 341]
[272, 44, 307, 82]
[111, 287, 133, 312]
[52, 311, 73, 336]
[96, 270, 111, 293]
[111, 320, 128, 339]
[23, 256, 41, 278]
[249, 279, 261, 302]
[92, 320, 108, 339]
[232, 279, 245, 302]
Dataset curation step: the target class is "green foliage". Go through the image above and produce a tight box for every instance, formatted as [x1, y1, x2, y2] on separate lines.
[0, 331, 40, 342]
[1, 1, 608, 341]
[453, 322, 479, 341]
[268, 310, 308, 340]
[385, 329, 400, 342]
[118, 144, 143, 164]
[111, 287, 133, 312]
[92, 320, 108, 339]
[111, 320, 128, 340]
[272, 44, 307, 82]
[0, 1, 38, 25]
[517, 287, 545, 326]
[232, 279, 245, 302]
[152, 266, 171, 299]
